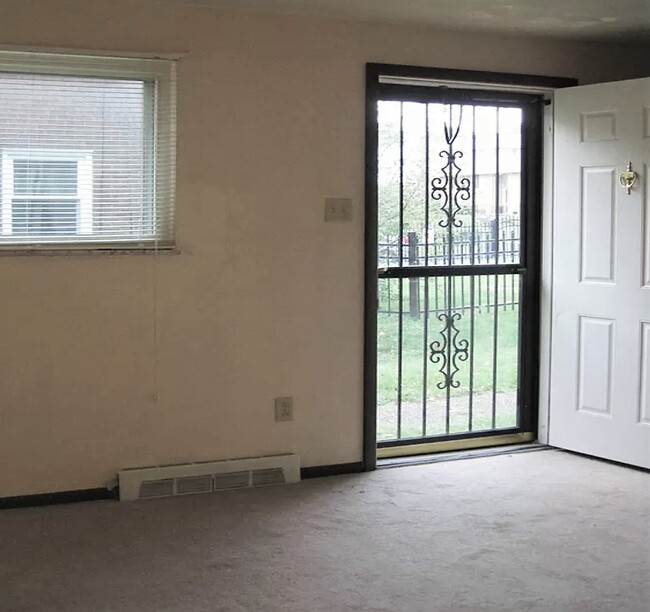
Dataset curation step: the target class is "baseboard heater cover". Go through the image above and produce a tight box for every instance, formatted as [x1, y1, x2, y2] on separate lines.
[118, 454, 300, 501]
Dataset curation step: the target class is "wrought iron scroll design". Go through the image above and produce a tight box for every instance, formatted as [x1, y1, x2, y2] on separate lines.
[429, 312, 469, 390]
[431, 106, 471, 228]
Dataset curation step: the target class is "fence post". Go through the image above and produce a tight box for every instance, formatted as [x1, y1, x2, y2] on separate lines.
[490, 218, 498, 260]
[407, 231, 419, 319]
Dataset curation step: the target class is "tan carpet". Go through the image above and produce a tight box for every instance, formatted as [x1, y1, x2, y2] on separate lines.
[1, 450, 649, 612]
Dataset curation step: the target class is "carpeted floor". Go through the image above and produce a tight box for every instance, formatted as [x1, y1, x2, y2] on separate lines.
[1, 450, 649, 612]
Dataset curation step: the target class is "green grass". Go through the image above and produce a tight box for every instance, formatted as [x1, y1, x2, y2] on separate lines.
[377, 275, 520, 407]
[377, 308, 519, 405]
[377, 305, 519, 441]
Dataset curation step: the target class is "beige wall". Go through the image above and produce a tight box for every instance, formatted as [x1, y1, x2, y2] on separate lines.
[1, 0, 649, 496]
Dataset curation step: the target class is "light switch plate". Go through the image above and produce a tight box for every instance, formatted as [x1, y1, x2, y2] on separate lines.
[324, 197, 352, 222]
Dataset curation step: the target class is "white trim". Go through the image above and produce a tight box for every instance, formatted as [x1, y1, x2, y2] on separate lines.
[537, 102, 556, 445]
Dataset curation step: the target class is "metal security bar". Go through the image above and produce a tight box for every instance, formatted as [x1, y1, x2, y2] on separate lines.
[375, 93, 537, 448]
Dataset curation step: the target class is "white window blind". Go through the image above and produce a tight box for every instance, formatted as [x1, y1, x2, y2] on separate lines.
[0, 51, 176, 249]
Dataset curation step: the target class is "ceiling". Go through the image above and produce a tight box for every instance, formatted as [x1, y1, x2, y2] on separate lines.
[185, 0, 650, 43]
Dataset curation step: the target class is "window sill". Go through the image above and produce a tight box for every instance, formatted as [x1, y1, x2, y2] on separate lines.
[0, 245, 180, 257]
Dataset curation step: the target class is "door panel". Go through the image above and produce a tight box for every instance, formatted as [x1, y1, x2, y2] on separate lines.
[576, 315, 614, 416]
[550, 78, 650, 468]
[579, 167, 616, 283]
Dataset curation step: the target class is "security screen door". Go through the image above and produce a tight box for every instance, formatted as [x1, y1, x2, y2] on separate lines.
[369, 72, 543, 456]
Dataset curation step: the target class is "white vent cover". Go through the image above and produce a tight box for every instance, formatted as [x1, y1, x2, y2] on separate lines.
[118, 454, 300, 501]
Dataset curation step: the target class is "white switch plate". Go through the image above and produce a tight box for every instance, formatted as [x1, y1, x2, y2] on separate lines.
[324, 197, 352, 222]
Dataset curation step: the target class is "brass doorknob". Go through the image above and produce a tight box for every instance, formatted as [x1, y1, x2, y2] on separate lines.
[619, 162, 639, 195]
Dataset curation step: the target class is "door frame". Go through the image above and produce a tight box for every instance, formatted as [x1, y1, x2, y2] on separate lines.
[363, 63, 577, 470]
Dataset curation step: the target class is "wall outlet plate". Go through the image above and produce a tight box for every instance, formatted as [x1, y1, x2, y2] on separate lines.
[324, 197, 352, 222]
[274, 396, 294, 422]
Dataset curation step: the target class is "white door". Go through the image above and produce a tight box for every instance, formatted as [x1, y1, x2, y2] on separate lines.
[549, 78, 650, 468]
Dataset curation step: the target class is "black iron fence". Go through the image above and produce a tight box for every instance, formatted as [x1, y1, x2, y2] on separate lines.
[379, 215, 520, 317]
[378, 215, 520, 269]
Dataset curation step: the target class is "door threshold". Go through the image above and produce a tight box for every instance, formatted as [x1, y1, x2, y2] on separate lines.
[378, 441, 549, 469]
[377, 431, 535, 460]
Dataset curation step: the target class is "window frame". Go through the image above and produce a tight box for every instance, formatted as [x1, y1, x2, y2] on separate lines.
[1, 149, 93, 240]
[0, 50, 177, 253]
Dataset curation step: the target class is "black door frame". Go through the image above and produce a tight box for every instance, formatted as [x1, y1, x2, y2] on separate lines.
[363, 63, 576, 470]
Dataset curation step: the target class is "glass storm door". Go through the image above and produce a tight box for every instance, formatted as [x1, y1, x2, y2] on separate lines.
[373, 86, 542, 455]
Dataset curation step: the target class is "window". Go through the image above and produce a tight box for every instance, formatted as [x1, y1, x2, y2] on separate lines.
[0, 51, 176, 249]
[2, 150, 92, 237]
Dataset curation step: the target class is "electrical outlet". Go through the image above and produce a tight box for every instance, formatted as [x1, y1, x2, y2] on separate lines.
[274, 396, 294, 422]
[324, 197, 352, 222]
